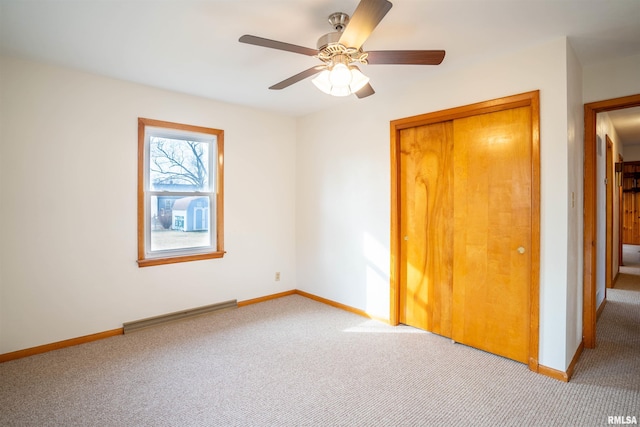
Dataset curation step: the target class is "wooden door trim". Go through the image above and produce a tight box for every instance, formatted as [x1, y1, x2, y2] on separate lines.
[605, 136, 613, 290]
[390, 90, 541, 371]
[583, 93, 640, 349]
[618, 154, 624, 268]
[391, 93, 536, 131]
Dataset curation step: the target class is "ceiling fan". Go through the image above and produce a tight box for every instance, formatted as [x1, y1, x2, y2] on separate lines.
[239, 0, 445, 98]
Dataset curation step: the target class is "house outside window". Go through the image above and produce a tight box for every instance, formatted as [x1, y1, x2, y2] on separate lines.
[137, 118, 224, 267]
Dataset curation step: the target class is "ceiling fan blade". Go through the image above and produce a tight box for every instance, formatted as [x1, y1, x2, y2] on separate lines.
[355, 83, 375, 99]
[339, 0, 393, 50]
[366, 50, 446, 65]
[269, 66, 325, 90]
[239, 35, 318, 56]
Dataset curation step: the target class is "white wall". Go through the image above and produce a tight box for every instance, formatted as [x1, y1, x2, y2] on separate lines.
[0, 56, 297, 354]
[565, 40, 584, 368]
[595, 113, 622, 310]
[297, 38, 573, 371]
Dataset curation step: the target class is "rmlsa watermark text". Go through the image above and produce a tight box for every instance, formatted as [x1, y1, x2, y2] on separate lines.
[608, 416, 638, 425]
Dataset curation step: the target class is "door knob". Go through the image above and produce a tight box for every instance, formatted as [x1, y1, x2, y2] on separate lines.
[517, 246, 526, 254]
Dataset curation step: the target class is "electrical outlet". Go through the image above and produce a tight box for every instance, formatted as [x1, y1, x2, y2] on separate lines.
[275, 272, 281, 281]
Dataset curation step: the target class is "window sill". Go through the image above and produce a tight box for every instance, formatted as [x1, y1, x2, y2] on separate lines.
[137, 251, 226, 268]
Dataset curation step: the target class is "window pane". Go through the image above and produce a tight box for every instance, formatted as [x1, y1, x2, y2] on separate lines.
[149, 136, 210, 192]
[150, 195, 212, 251]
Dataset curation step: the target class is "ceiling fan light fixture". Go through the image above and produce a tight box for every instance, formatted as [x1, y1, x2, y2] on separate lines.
[331, 84, 352, 97]
[348, 67, 369, 93]
[312, 64, 369, 97]
[329, 62, 352, 86]
[311, 70, 333, 94]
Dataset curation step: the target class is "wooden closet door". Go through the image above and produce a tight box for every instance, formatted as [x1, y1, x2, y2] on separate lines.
[398, 121, 454, 336]
[622, 162, 640, 245]
[451, 107, 532, 364]
[634, 192, 640, 244]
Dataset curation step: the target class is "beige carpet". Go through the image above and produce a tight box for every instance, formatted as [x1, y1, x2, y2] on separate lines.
[1, 291, 638, 426]
[615, 273, 640, 291]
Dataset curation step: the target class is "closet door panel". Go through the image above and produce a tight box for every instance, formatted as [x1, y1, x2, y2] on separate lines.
[398, 121, 454, 336]
[451, 107, 532, 364]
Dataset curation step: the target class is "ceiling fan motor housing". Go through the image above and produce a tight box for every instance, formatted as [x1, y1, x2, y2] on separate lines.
[317, 12, 350, 51]
[316, 32, 369, 66]
[317, 31, 342, 51]
[316, 12, 370, 66]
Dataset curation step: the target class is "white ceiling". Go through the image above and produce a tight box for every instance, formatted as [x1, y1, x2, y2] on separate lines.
[1, 0, 640, 124]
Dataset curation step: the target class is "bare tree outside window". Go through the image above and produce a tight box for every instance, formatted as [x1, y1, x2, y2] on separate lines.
[150, 137, 209, 190]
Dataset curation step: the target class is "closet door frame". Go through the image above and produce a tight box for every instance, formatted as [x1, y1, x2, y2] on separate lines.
[390, 90, 541, 372]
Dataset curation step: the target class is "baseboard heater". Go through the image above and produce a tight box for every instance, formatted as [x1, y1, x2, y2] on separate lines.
[123, 299, 237, 334]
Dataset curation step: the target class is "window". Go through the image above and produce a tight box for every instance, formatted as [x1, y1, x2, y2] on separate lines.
[137, 118, 224, 267]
